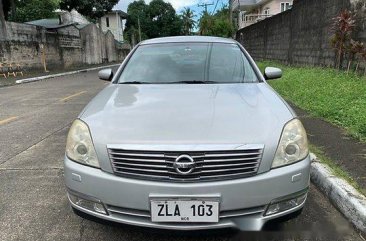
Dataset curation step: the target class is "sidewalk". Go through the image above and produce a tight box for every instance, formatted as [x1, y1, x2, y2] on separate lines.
[290, 104, 366, 233]
[291, 104, 366, 193]
[0, 62, 120, 87]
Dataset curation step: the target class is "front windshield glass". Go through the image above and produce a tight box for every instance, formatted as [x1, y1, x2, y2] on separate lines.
[118, 43, 258, 84]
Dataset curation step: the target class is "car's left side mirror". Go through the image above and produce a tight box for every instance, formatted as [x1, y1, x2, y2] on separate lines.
[98, 68, 113, 81]
[264, 67, 282, 80]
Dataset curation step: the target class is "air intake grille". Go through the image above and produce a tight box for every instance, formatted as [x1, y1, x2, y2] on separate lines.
[108, 146, 263, 182]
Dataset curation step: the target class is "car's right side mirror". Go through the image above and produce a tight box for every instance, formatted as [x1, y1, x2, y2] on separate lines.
[98, 68, 113, 81]
[264, 67, 282, 80]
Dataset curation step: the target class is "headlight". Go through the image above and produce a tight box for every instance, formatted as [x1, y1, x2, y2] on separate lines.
[272, 119, 308, 168]
[66, 119, 100, 168]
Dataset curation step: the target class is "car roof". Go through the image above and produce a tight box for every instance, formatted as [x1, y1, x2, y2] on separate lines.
[140, 36, 237, 45]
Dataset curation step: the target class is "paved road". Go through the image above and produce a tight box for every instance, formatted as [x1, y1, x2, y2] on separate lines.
[0, 70, 364, 241]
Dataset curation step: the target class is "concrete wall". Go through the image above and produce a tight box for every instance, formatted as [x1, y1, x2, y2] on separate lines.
[105, 31, 118, 62]
[351, 0, 366, 44]
[236, 0, 357, 67]
[80, 24, 105, 65]
[57, 25, 83, 68]
[0, 23, 64, 69]
[5, 22, 40, 42]
[0, 21, 129, 71]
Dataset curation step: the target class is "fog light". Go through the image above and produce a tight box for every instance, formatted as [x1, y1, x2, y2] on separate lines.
[68, 192, 107, 215]
[265, 193, 307, 216]
[93, 203, 107, 214]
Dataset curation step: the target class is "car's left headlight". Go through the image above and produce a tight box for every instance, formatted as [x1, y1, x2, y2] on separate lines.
[272, 119, 309, 168]
[66, 119, 100, 168]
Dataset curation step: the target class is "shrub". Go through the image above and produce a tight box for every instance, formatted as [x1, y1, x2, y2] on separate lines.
[330, 10, 356, 70]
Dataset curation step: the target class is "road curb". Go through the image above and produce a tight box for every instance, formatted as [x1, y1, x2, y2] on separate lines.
[310, 153, 366, 233]
[15, 64, 120, 84]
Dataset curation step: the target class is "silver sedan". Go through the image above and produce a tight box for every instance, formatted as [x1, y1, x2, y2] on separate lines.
[64, 36, 310, 231]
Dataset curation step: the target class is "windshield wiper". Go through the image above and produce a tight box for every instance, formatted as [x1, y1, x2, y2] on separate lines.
[167, 80, 218, 84]
[119, 80, 219, 84]
[119, 81, 151, 84]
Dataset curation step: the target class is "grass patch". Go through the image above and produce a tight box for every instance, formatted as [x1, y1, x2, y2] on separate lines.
[257, 61, 366, 142]
[309, 144, 366, 196]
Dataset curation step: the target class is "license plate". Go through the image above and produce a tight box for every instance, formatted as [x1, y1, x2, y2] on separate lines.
[150, 200, 219, 223]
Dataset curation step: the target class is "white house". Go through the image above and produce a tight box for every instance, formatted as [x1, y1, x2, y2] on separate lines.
[56, 9, 90, 25]
[100, 10, 128, 43]
[231, 0, 294, 29]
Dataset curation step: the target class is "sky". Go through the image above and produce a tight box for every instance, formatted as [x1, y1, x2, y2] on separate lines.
[114, 0, 226, 19]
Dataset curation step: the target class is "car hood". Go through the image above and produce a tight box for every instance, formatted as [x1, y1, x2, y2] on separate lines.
[80, 83, 294, 172]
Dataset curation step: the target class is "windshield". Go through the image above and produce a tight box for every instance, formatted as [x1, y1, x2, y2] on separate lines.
[118, 43, 259, 84]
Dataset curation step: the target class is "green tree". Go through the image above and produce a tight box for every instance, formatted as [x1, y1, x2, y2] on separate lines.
[198, 5, 234, 38]
[181, 7, 196, 35]
[124, 0, 183, 44]
[124, 0, 150, 45]
[59, 0, 119, 21]
[8, 0, 59, 22]
[148, 0, 182, 37]
[198, 11, 213, 36]
[1, 0, 59, 23]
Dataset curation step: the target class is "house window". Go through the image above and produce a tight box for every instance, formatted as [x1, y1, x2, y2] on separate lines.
[264, 8, 270, 15]
[106, 17, 110, 27]
[280, 2, 291, 12]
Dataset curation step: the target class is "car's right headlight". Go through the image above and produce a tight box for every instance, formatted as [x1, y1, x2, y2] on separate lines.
[272, 119, 309, 168]
[66, 119, 100, 168]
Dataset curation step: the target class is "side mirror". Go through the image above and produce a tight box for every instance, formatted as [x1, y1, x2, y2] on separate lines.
[264, 67, 282, 80]
[98, 68, 113, 81]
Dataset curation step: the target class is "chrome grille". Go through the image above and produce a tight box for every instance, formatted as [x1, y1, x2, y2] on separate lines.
[105, 204, 266, 219]
[108, 146, 263, 182]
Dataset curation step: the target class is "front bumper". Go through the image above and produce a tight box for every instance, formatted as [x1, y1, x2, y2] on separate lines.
[64, 156, 310, 231]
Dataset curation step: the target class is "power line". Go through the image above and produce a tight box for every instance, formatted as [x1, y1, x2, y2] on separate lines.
[198, 2, 214, 13]
[211, 0, 220, 14]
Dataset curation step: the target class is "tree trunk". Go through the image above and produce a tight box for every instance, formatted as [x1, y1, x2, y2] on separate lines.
[10, 0, 15, 19]
[0, 0, 7, 41]
[347, 60, 351, 74]
[337, 49, 342, 70]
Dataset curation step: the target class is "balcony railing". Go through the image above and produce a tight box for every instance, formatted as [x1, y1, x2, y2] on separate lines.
[238, 13, 273, 29]
[231, 0, 264, 11]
